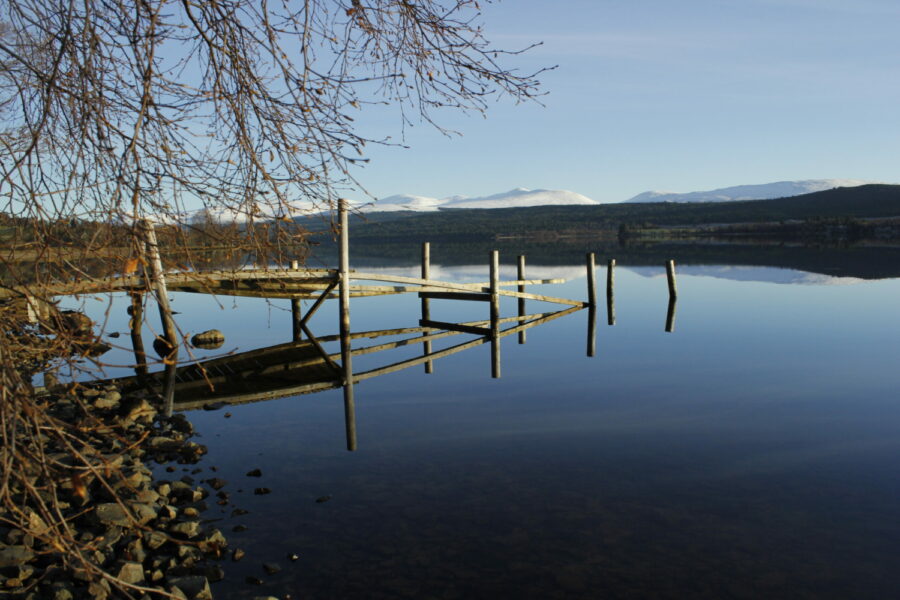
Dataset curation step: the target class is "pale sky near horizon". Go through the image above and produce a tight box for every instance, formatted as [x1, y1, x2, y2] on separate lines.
[348, 0, 900, 204]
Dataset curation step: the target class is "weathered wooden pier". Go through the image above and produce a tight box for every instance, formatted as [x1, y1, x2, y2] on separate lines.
[23, 199, 682, 450]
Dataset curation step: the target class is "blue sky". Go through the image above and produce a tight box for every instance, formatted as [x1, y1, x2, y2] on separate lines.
[350, 0, 900, 203]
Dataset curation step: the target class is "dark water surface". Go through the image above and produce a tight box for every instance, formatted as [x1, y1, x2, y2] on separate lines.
[71, 259, 900, 598]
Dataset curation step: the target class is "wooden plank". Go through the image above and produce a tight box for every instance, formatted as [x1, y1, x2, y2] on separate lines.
[419, 319, 491, 336]
[493, 288, 585, 307]
[298, 278, 339, 328]
[418, 291, 491, 302]
[356, 306, 584, 383]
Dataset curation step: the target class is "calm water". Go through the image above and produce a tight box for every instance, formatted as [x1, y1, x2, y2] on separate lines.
[66, 256, 900, 599]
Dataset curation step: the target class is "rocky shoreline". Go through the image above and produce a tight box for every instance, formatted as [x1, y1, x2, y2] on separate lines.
[0, 383, 236, 599]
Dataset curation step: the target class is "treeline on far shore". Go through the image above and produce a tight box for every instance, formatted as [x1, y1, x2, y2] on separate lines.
[328, 184, 900, 244]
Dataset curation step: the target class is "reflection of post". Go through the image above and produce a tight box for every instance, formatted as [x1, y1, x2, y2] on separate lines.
[666, 259, 678, 299]
[517, 255, 526, 344]
[665, 297, 677, 333]
[129, 293, 149, 379]
[290, 260, 302, 342]
[587, 305, 597, 357]
[586, 252, 597, 307]
[338, 199, 357, 451]
[490, 250, 501, 379]
[607, 259, 616, 326]
[140, 219, 178, 414]
[421, 242, 434, 374]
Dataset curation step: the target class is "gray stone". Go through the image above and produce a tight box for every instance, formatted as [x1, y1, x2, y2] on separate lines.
[0, 545, 35, 568]
[166, 586, 189, 600]
[127, 502, 158, 525]
[204, 477, 227, 490]
[87, 578, 111, 600]
[94, 390, 121, 409]
[145, 530, 168, 550]
[169, 521, 200, 538]
[117, 561, 145, 585]
[166, 576, 211, 600]
[191, 329, 225, 349]
[50, 585, 74, 600]
[263, 563, 281, 575]
[95, 503, 131, 527]
[198, 529, 227, 552]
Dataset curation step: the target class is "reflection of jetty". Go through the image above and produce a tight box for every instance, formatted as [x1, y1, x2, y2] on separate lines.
[35, 200, 679, 450]
[111, 306, 584, 411]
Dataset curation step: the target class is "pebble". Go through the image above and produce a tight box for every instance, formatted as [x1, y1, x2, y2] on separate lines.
[253, 488, 271, 495]
[246, 468, 262, 477]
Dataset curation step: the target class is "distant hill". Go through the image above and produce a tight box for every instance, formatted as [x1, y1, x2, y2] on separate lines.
[357, 187, 598, 212]
[334, 184, 900, 242]
[627, 179, 872, 203]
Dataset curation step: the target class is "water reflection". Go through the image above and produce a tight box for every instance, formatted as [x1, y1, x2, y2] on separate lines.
[110, 304, 589, 450]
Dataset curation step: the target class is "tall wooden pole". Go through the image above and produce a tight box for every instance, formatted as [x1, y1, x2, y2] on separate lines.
[517, 255, 526, 345]
[129, 292, 149, 380]
[587, 305, 597, 357]
[290, 260, 302, 342]
[666, 297, 677, 333]
[421, 242, 434, 374]
[607, 258, 616, 326]
[338, 199, 357, 451]
[140, 219, 178, 414]
[586, 252, 597, 307]
[490, 250, 501, 379]
[666, 259, 678, 299]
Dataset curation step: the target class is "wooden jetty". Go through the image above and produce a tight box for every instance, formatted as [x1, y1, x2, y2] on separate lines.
[24, 199, 682, 448]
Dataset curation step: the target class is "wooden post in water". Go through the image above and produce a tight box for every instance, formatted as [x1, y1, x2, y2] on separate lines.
[290, 260, 303, 342]
[421, 242, 434, 374]
[665, 297, 677, 333]
[140, 219, 178, 414]
[607, 259, 616, 326]
[587, 305, 597, 357]
[517, 255, 527, 345]
[586, 252, 597, 307]
[129, 292, 149, 380]
[666, 259, 678, 299]
[338, 199, 357, 451]
[490, 250, 501, 379]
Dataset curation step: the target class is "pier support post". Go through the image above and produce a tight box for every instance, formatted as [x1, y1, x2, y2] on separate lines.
[129, 292, 149, 380]
[586, 252, 597, 307]
[490, 250, 501, 379]
[607, 259, 616, 326]
[587, 305, 597, 357]
[290, 260, 303, 342]
[666, 297, 677, 333]
[421, 242, 434, 374]
[666, 259, 678, 299]
[338, 199, 357, 451]
[517, 255, 527, 344]
[140, 219, 178, 414]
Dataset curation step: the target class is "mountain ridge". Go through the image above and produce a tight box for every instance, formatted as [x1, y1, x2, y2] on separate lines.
[626, 179, 872, 203]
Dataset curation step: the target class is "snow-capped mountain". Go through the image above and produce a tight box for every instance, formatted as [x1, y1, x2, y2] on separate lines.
[626, 179, 872, 203]
[358, 188, 598, 212]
